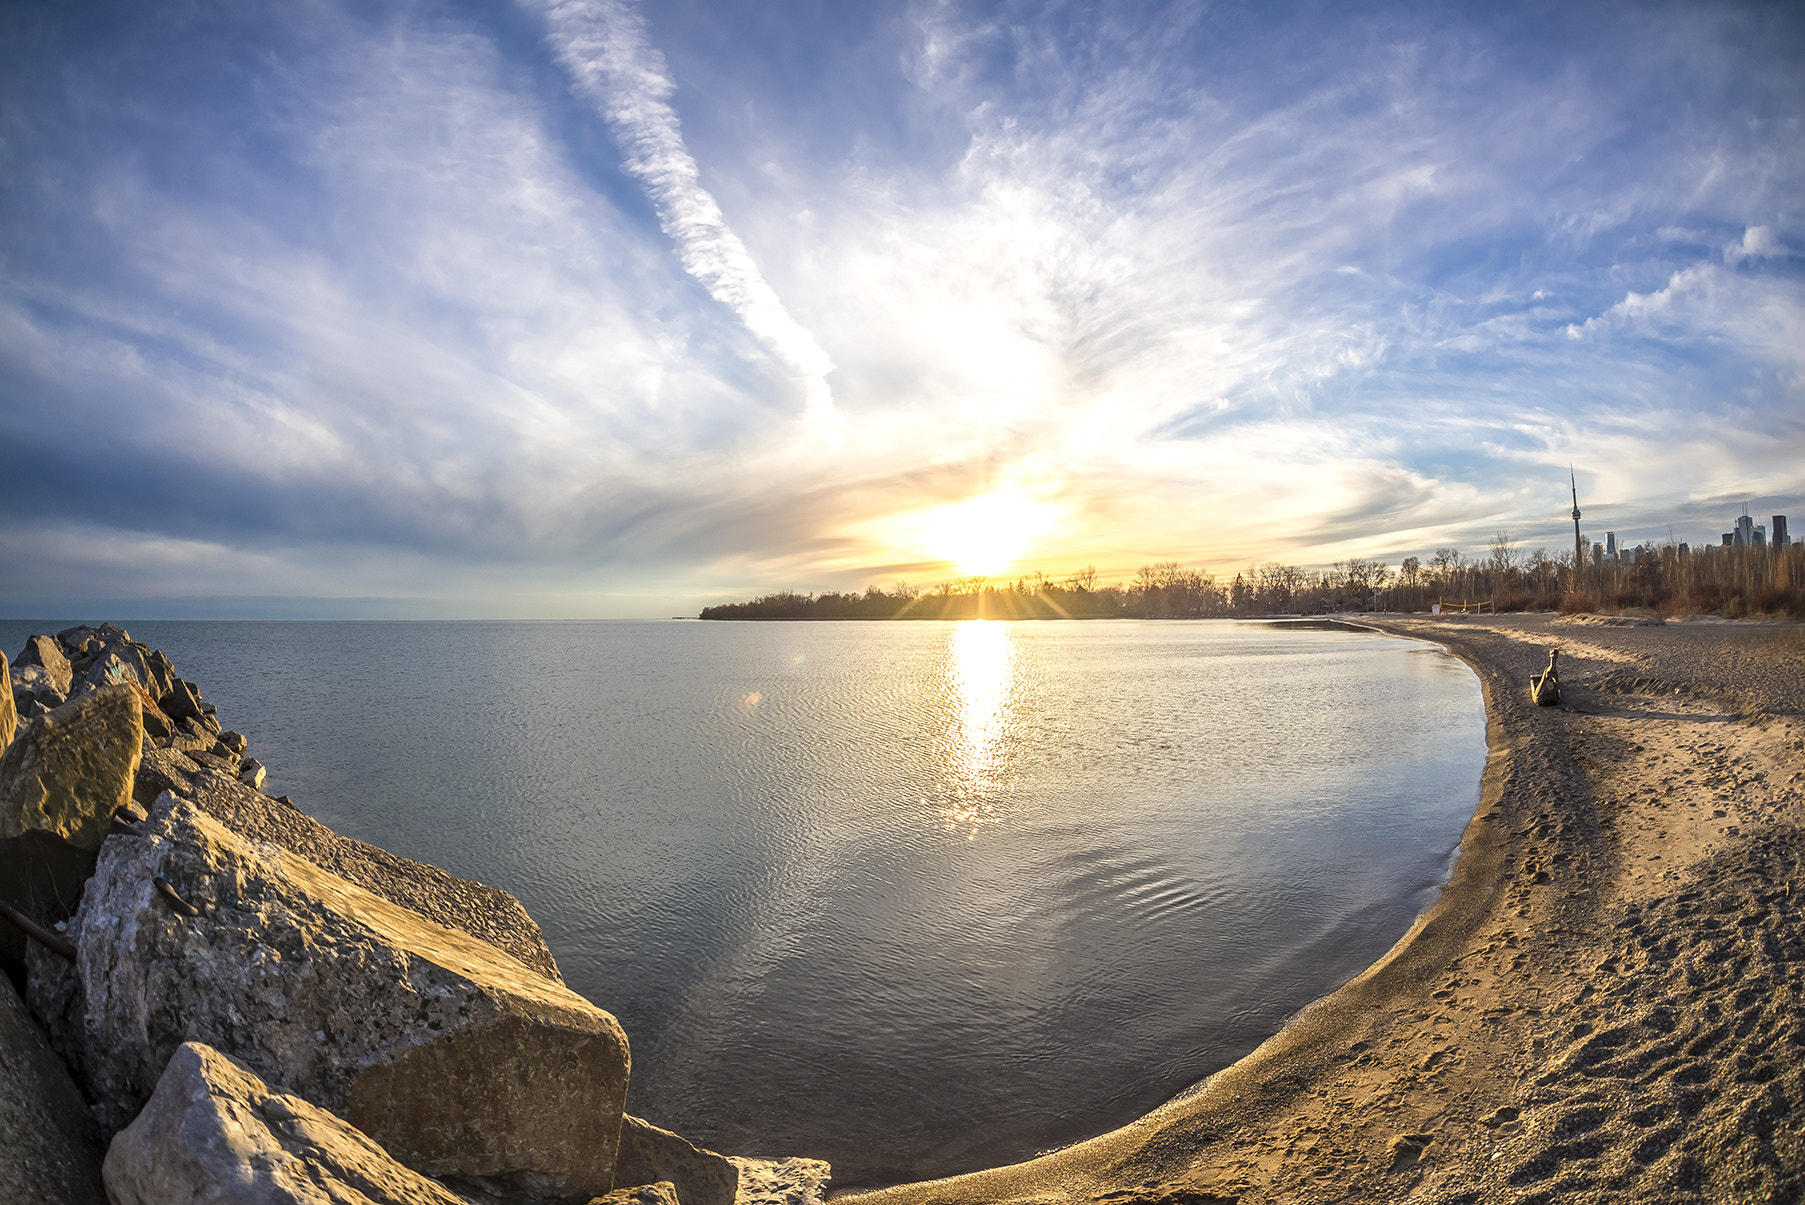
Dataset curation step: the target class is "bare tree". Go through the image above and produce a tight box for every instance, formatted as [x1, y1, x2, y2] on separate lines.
[1488, 531, 1520, 578]
[1254, 561, 1295, 612]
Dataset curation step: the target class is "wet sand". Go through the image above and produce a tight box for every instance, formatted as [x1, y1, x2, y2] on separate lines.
[838, 613, 1805, 1204]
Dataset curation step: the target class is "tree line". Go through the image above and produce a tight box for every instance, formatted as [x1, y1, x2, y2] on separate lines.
[699, 535, 1805, 620]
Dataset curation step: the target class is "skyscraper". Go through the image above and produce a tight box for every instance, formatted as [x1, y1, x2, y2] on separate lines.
[1775, 516, 1791, 548]
[1605, 531, 1618, 560]
[1736, 509, 1754, 547]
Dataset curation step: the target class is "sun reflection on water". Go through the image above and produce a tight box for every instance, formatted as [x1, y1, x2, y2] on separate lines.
[936, 620, 1016, 835]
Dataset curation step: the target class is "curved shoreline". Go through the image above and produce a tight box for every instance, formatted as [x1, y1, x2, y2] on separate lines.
[838, 614, 1805, 1204]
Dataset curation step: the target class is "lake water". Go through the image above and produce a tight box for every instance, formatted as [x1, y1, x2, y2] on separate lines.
[1, 618, 1486, 1187]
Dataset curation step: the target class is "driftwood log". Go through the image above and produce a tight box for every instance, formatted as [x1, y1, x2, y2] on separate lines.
[1530, 648, 1560, 707]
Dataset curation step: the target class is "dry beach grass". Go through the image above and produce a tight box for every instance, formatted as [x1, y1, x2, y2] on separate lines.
[840, 613, 1805, 1205]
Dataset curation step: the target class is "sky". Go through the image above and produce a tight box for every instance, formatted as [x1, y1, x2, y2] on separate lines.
[2, 0, 1801, 618]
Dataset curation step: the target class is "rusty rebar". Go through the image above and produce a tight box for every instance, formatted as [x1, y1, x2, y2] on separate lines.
[0, 896, 77, 961]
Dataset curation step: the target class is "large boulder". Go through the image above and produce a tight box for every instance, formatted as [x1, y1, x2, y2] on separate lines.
[616, 1116, 739, 1205]
[185, 768, 563, 983]
[0, 972, 107, 1205]
[140, 647, 180, 703]
[61, 794, 628, 1203]
[159, 677, 207, 722]
[0, 683, 144, 850]
[127, 683, 178, 744]
[1, 648, 15, 752]
[15, 634, 74, 697]
[10, 661, 70, 717]
[0, 684, 143, 969]
[103, 1041, 473, 1205]
[124, 760, 563, 981]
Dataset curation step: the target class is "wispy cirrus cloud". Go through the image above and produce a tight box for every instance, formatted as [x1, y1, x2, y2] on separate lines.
[526, 0, 840, 441]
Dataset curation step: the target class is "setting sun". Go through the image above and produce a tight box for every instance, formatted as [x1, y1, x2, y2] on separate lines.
[844, 487, 1064, 577]
[916, 490, 1061, 575]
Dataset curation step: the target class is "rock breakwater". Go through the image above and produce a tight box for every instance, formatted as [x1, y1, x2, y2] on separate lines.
[2, 625, 829, 1205]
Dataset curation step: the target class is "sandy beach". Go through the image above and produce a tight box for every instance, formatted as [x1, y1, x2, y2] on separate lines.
[840, 613, 1805, 1205]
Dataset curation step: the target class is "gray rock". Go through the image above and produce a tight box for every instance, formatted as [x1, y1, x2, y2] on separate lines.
[77, 650, 140, 696]
[0, 684, 143, 970]
[23, 930, 83, 1069]
[134, 747, 204, 808]
[142, 647, 180, 702]
[104, 641, 178, 702]
[241, 757, 268, 790]
[15, 634, 74, 696]
[63, 795, 628, 1202]
[0, 970, 106, 1204]
[186, 769, 563, 983]
[190, 748, 242, 776]
[726, 1157, 832, 1205]
[1, 648, 15, 752]
[588, 1183, 681, 1205]
[10, 661, 69, 712]
[103, 1041, 474, 1205]
[126, 752, 558, 981]
[124, 686, 177, 745]
[616, 1115, 739, 1205]
[219, 729, 249, 754]
[56, 625, 105, 652]
[165, 715, 218, 754]
[0, 684, 144, 851]
[160, 678, 207, 723]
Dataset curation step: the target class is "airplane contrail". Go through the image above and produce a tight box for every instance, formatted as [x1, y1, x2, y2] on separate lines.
[528, 0, 840, 437]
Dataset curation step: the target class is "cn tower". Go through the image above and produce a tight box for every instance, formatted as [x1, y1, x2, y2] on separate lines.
[1570, 468, 1584, 573]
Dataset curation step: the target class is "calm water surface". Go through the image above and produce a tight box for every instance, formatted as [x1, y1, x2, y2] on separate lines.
[1, 619, 1486, 1187]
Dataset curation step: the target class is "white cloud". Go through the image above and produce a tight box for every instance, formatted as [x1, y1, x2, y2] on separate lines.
[526, 0, 841, 442]
[1562, 260, 1805, 384]
[1724, 224, 1784, 265]
[0, 10, 816, 560]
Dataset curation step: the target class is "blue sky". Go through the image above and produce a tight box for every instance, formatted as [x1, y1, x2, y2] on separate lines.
[2, 0, 1801, 617]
